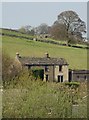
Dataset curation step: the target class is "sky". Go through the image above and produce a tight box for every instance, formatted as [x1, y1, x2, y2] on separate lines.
[1, 2, 87, 29]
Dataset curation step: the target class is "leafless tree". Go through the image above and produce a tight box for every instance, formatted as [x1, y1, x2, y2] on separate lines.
[50, 22, 67, 40]
[36, 23, 49, 35]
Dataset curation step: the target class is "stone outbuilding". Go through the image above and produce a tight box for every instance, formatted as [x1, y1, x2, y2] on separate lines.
[69, 69, 89, 82]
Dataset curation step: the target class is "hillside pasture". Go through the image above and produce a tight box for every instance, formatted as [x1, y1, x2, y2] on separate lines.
[1, 34, 87, 69]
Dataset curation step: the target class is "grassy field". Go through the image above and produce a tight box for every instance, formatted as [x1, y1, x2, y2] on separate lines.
[0, 28, 34, 39]
[1, 34, 87, 69]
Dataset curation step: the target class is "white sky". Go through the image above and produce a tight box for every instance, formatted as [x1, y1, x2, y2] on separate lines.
[0, 0, 88, 30]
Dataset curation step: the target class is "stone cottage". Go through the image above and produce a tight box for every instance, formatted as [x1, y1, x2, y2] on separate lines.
[15, 52, 69, 82]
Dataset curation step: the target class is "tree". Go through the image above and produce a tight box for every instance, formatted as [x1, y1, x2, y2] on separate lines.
[19, 26, 26, 33]
[50, 22, 67, 40]
[36, 23, 49, 35]
[57, 10, 86, 45]
[19, 25, 35, 35]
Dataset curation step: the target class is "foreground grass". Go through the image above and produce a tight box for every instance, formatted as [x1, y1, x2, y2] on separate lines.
[1, 35, 87, 69]
[2, 72, 87, 118]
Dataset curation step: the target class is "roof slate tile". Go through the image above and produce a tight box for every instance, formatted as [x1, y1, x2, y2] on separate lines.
[19, 57, 68, 66]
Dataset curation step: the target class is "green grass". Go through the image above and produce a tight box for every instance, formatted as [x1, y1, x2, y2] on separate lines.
[0, 28, 34, 39]
[1, 35, 87, 69]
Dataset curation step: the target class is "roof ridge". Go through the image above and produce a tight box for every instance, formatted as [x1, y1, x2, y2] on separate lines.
[19, 56, 68, 65]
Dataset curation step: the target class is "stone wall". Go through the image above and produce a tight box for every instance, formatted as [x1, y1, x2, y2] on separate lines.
[20, 64, 68, 82]
[55, 65, 68, 82]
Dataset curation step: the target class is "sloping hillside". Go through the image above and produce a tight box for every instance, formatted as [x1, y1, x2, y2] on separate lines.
[1, 28, 87, 69]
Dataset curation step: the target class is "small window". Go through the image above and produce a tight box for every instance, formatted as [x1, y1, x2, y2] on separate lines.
[58, 75, 63, 82]
[77, 76, 79, 79]
[59, 65, 62, 72]
[84, 76, 87, 80]
[45, 66, 49, 72]
[46, 75, 49, 81]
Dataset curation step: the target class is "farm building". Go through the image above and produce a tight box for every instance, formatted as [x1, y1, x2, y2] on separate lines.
[15, 52, 69, 82]
[69, 69, 89, 82]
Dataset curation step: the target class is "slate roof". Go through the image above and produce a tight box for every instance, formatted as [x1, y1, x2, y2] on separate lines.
[19, 56, 68, 66]
[70, 70, 89, 74]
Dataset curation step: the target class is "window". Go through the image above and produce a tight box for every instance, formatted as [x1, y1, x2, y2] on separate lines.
[45, 66, 49, 72]
[59, 65, 62, 72]
[46, 75, 49, 81]
[58, 75, 63, 82]
[84, 76, 87, 80]
[77, 76, 79, 78]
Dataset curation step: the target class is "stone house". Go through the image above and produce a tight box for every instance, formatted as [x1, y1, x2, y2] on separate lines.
[15, 53, 69, 82]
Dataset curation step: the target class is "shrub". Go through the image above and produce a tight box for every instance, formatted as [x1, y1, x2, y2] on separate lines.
[65, 82, 80, 89]
[32, 68, 44, 80]
[2, 51, 13, 82]
[2, 51, 21, 86]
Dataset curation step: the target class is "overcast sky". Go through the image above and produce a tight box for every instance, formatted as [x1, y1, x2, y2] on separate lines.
[1, 2, 87, 29]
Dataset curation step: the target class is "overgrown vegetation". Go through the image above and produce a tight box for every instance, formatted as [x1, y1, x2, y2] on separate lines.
[65, 82, 80, 89]
[2, 51, 21, 84]
[32, 68, 44, 80]
[2, 70, 87, 118]
[2, 51, 13, 83]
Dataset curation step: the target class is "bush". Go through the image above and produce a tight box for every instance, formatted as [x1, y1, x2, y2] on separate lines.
[2, 51, 13, 82]
[65, 82, 80, 89]
[32, 68, 44, 80]
[2, 51, 21, 86]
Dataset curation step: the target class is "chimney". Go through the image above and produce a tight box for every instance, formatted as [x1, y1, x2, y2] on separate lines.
[16, 52, 20, 59]
[45, 52, 50, 58]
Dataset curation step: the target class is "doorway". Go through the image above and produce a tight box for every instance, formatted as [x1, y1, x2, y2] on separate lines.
[46, 75, 49, 81]
[58, 75, 63, 82]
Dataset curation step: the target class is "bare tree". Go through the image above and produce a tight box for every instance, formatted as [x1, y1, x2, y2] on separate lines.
[58, 10, 86, 45]
[50, 22, 67, 40]
[36, 23, 49, 35]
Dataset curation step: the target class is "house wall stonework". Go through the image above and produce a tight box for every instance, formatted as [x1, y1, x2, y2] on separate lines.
[62, 65, 69, 82]
[55, 65, 68, 82]
[24, 65, 68, 82]
[28, 65, 54, 82]
[14, 56, 22, 71]
[44, 66, 54, 82]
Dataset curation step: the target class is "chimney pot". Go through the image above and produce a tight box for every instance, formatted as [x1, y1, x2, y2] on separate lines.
[16, 52, 20, 58]
[45, 52, 50, 58]
[16, 52, 19, 55]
